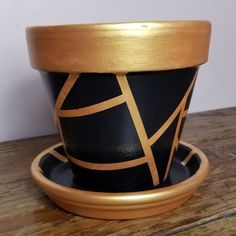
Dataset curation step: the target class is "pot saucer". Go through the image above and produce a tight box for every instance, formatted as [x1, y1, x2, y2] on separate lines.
[31, 141, 209, 219]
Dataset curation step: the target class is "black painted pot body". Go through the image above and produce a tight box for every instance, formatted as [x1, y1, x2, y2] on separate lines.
[41, 67, 197, 192]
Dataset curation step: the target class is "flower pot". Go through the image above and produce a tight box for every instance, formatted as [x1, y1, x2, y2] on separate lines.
[26, 21, 211, 192]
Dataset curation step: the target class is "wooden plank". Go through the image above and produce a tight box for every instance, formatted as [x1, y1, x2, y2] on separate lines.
[174, 213, 236, 236]
[0, 107, 236, 235]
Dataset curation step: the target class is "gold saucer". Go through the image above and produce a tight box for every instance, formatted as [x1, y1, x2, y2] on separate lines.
[31, 141, 209, 219]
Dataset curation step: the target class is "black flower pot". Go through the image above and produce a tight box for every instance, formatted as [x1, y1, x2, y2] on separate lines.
[26, 21, 211, 192]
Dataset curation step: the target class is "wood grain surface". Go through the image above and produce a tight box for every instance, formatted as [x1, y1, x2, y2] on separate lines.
[0, 107, 236, 236]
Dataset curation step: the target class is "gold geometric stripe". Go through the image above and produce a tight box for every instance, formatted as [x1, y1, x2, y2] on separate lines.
[181, 150, 195, 166]
[55, 73, 80, 111]
[182, 109, 188, 118]
[55, 73, 80, 147]
[49, 150, 67, 162]
[163, 70, 198, 180]
[58, 95, 125, 117]
[116, 74, 160, 186]
[148, 108, 188, 146]
[67, 154, 147, 171]
[149, 73, 197, 146]
[52, 71, 198, 186]
[148, 102, 182, 146]
[163, 107, 186, 180]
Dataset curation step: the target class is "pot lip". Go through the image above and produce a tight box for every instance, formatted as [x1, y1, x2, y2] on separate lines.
[26, 20, 211, 32]
[26, 20, 211, 73]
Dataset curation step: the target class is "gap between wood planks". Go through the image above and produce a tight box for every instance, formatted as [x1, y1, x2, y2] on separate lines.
[160, 208, 236, 236]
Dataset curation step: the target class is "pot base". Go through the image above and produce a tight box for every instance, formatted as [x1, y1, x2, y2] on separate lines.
[31, 141, 209, 219]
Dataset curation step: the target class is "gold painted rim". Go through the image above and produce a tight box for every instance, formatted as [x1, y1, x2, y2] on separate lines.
[26, 21, 211, 73]
[31, 141, 209, 208]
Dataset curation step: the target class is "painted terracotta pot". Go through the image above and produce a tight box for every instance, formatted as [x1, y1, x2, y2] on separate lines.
[26, 21, 211, 192]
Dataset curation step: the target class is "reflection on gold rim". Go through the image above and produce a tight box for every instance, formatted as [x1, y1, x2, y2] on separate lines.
[26, 21, 211, 72]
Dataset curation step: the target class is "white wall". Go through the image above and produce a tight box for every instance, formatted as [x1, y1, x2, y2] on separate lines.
[0, 0, 235, 142]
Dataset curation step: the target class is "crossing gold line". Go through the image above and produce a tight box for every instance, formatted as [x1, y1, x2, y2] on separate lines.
[149, 103, 181, 146]
[163, 70, 198, 180]
[116, 74, 160, 186]
[149, 72, 198, 146]
[58, 95, 125, 117]
[163, 106, 185, 181]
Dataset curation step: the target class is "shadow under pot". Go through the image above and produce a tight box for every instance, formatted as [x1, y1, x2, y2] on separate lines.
[26, 21, 211, 192]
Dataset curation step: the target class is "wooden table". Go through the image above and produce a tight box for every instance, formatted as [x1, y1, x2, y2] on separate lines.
[0, 107, 236, 235]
